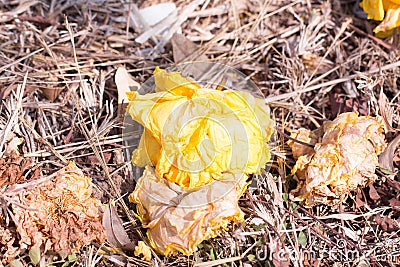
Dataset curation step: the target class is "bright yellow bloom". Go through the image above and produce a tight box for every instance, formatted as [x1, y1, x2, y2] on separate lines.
[360, 0, 400, 34]
[126, 67, 274, 189]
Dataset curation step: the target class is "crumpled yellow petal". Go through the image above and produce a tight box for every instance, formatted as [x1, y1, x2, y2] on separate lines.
[374, 2, 400, 32]
[288, 112, 386, 206]
[360, 0, 400, 34]
[360, 0, 385, 20]
[129, 166, 248, 256]
[126, 67, 274, 189]
[153, 66, 201, 94]
[134, 241, 152, 262]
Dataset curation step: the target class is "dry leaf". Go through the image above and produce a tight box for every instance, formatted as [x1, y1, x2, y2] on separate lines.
[115, 67, 140, 117]
[289, 112, 386, 206]
[103, 202, 136, 251]
[328, 89, 368, 118]
[368, 184, 381, 200]
[389, 198, 400, 210]
[301, 53, 334, 75]
[129, 166, 248, 256]
[133, 2, 178, 44]
[126, 67, 274, 189]
[0, 151, 31, 189]
[115, 67, 140, 105]
[378, 134, 400, 173]
[41, 86, 64, 102]
[11, 161, 105, 254]
[375, 214, 400, 232]
[171, 33, 208, 63]
[378, 89, 394, 132]
[0, 223, 20, 263]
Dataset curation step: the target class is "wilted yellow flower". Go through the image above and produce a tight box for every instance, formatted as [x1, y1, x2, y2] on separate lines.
[126, 67, 274, 189]
[360, 0, 400, 34]
[129, 166, 248, 256]
[288, 112, 386, 206]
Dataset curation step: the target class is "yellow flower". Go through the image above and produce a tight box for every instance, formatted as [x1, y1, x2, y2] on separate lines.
[126, 67, 274, 189]
[360, 0, 400, 34]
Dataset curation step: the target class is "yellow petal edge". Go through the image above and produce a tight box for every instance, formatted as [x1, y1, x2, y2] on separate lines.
[360, 0, 400, 35]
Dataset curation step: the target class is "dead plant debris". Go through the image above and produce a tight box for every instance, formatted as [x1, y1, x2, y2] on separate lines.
[1, 0, 400, 266]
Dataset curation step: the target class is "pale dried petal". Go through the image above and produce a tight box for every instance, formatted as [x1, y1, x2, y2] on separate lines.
[287, 128, 318, 159]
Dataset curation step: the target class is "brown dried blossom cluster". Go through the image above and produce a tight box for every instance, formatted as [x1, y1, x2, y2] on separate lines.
[288, 112, 387, 206]
[0, 160, 105, 264]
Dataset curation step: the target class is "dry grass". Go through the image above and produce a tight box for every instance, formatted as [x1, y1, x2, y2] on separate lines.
[1, 0, 400, 266]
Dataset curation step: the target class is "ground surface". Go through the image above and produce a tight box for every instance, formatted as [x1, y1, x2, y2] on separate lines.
[1, 0, 400, 266]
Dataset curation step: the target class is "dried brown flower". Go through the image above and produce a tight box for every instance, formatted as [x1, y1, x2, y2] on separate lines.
[288, 112, 386, 206]
[11, 161, 105, 253]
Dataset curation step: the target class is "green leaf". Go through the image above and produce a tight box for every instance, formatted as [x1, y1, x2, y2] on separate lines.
[282, 193, 289, 201]
[210, 248, 216, 260]
[283, 223, 292, 230]
[67, 254, 77, 262]
[298, 231, 307, 246]
[247, 254, 256, 261]
[29, 245, 41, 265]
[10, 260, 24, 267]
[377, 166, 395, 175]
[291, 202, 298, 210]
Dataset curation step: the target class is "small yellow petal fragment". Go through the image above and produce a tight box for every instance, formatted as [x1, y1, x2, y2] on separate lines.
[360, 0, 385, 20]
[134, 241, 152, 262]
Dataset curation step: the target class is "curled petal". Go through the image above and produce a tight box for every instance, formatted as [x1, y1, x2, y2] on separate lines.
[374, 2, 400, 33]
[360, 0, 385, 20]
